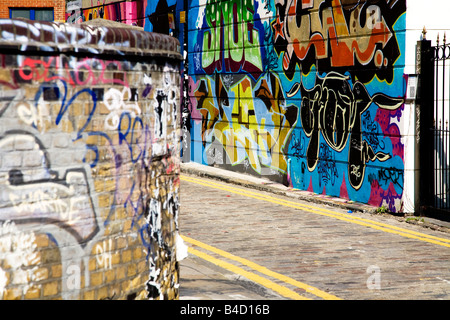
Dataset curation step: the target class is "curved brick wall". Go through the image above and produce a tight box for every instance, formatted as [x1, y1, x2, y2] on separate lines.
[0, 19, 182, 300]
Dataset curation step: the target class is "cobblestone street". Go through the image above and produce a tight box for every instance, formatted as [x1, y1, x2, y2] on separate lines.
[178, 164, 450, 300]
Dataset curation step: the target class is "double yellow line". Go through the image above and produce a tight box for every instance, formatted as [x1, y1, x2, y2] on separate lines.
[182, 235, 340, 300]
[181, 175, 450, 248]
[180, 174, 450, 300]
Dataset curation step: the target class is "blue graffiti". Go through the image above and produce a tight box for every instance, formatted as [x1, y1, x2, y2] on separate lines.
[36, 79, 97, 142]
[118, 112, 150, 164]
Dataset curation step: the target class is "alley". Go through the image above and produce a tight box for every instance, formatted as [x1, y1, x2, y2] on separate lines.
[178, 169, 450, 300]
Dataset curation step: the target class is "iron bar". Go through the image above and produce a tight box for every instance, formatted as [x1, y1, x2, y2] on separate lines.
[442, 33, 446, 208]
[435, 40, 439, 208]
[432, 37, 450, 211]
[443, 119, 449, 209]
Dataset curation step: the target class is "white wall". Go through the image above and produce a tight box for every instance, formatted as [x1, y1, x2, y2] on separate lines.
[405, 0, 450, 74]
[403, 0, 450, 213]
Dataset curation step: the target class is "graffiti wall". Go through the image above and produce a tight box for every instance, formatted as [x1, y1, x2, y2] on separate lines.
[67, 0, 148, 26]
[67, 0, 180, 36]
[187, 0, 407, 212]
[0, 19, 182, 299]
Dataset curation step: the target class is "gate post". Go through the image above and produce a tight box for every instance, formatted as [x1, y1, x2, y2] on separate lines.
[415, 32, 434, 213]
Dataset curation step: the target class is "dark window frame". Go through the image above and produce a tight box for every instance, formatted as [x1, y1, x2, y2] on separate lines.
[9, 8, 55, 21]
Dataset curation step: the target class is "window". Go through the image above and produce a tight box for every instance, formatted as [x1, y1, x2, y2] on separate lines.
[10, 8, 54, 21]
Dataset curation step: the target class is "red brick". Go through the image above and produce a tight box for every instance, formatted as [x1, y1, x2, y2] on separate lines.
[0, 0, 65, 21]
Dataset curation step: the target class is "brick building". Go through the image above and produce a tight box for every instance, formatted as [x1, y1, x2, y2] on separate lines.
[0, 0, 66, 22]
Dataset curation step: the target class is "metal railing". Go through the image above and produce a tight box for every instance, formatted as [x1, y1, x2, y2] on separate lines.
[432, 33, 450, 210]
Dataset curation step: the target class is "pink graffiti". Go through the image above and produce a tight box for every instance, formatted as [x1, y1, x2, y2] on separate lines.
[339, 174, 349, 200]
[368, 180, 402, 213]
[18, 57, 129, 87]
[375, 107, 404, 160]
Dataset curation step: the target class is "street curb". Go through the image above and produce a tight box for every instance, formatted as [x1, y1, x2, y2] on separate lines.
[180, 162, 450, 234]
[180, 162, 377, 214]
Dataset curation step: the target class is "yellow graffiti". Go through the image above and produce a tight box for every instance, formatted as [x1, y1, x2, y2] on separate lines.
[194, 73, 298, 174]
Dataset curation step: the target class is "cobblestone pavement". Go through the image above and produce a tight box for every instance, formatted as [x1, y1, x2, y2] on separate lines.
[178, 163, 450, 300]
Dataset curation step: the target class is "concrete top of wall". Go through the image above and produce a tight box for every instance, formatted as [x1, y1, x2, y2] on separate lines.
[0, 18, 182, 60]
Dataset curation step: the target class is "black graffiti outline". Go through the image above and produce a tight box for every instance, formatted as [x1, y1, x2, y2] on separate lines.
[377, 166, 404, 190]
[272, 0, 406, 83]
[291, 71, 403, 190]
[0, 130, 100, 247]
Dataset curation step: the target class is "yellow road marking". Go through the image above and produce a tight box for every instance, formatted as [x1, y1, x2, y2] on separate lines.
[187, 246, 310, 300]
[182, 235, 341, 300]
[181, 175, 450, 248]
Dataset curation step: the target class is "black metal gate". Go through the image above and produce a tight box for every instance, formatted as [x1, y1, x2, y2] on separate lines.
[417, 32, 450, 221]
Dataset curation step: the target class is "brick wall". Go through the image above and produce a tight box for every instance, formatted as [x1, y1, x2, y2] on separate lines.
[0, 0, 66, 22]
[0, 19, 183, 300]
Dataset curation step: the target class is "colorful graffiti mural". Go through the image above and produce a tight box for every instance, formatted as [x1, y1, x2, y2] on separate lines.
[187, 0, 407, 212]
[272, 0, 404, 82]
[193, 72, 298, 175]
